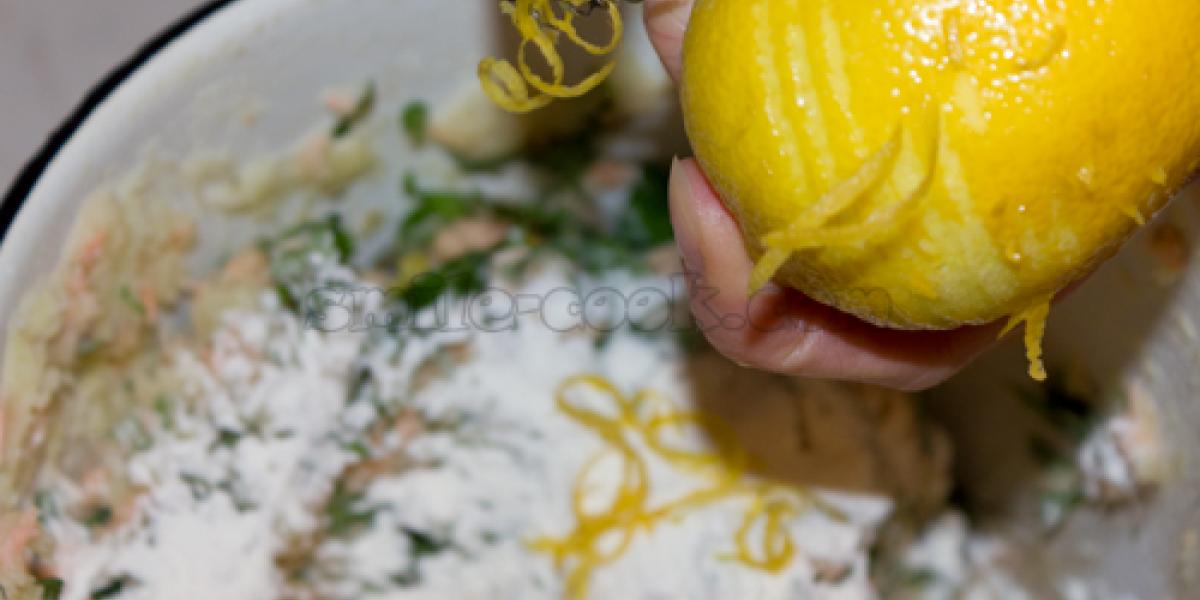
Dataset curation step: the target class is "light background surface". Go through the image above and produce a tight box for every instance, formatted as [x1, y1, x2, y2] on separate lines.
[0, 0, 205, 191]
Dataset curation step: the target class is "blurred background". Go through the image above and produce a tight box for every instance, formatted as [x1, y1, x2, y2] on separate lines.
[0, 0, 204, 188]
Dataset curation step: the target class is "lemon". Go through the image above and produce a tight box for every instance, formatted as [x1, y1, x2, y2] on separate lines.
[680, 0, 1200, 378]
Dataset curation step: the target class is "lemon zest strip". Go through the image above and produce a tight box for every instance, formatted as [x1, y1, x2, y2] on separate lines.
[749, 106, 943, 299]
[727, 494, 803, 572]
[533, 375, 826, 599]
[748, 125, 903, 294]
[1000, 295, 1052, 381]
[481, 0, 624, 113]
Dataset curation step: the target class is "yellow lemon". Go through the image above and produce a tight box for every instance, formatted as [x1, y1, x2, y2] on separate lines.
[680, 0, 1200, 379]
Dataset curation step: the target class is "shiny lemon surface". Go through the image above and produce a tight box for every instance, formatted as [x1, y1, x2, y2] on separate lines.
[681, 0, 1200, 377]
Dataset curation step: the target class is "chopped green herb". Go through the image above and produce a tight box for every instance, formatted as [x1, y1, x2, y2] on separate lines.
[180, 473, 213, 501]
[402, 189, 480, 229]
[448, 151, 522, 174]
[326, 483, 378, 538]
[401, 101, 430, 145]
[617, 165, 673, 249]
[153, 395, 174, 430]
[593, 329, 616, 351]
[388, 153, 675, 335]
[343, 439, 372, 460]
[398, 174, 483, 251]
[90, 576, 129, 599]
[216, 428, 243, 448]
[37, 577, 64, 600]
[83, 504, 114, 528]
[549, 232, 641, 275]
[404, 527, 451, 557]
[332, 82, 377, 138]
[390, 529, 453, 588]
[269, 214, 355, 269]
[264, 214, 356, 314]
[275, 282, 299, 312]
[398, 249, 495, 312]
[118, 286, 145, 315]
[398, 166, 671, 282]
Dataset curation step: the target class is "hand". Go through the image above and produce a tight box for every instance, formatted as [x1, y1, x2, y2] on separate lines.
[643, 0, 1000, 391]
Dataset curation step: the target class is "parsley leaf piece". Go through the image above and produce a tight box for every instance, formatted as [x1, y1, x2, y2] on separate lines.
[332, 82, 377, 138]
[263, 214, 356, 313]
[401, 101, 429, 145]
[38, 577, 64, 600]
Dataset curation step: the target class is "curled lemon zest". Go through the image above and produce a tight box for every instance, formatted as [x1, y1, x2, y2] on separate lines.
[533, 375, 826, 599]
[728, 494, 803, 572]
[482, 0, 624, 113]
[478, 57, 554, 113]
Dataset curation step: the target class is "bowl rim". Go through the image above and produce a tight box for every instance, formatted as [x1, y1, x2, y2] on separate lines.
[0, 0, 236, 244]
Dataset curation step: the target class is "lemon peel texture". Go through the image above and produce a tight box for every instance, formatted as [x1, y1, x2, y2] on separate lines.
[748, 123, 906, 295]
[683, 0, 1200, 380]
[481, 0, 624, 113]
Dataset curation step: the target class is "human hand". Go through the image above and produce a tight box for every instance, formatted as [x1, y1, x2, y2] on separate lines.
[643, 0, 1000, 391]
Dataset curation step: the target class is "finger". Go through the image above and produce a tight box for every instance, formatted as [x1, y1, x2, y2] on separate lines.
[642, 0, 694, 83]
[669, 158, 1000, 392]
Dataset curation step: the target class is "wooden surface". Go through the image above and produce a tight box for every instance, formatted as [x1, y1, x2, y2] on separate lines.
[0, 0, 205, 191]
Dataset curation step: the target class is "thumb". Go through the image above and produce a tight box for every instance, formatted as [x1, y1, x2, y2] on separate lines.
[642, 0, 694, 83]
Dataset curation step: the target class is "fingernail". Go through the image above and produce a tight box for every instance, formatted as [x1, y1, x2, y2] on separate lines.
[642, 0, 691, 82]
[644, 0, 692, 36]
[669, 157, 706, 274]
